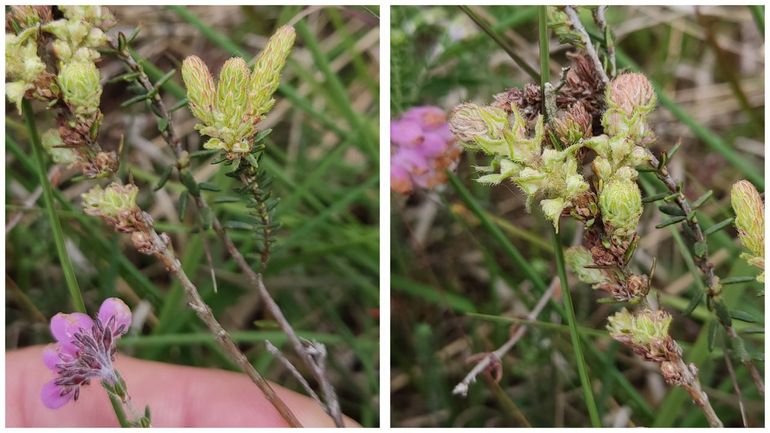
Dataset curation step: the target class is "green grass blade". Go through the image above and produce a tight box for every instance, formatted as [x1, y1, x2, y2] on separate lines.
[552, 228, 601, 426]
[279, 174, 379, 249]
[391, 275, 476, 313]
[22, 100, 86, 313]
[168, 5, 247, 57]
[538, 6, 550, 87]
[459, 6, 540, 81]
[293, 21, 377, 160]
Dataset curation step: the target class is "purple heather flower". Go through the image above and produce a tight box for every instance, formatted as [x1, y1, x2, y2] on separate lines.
[391, 105, 460, 194]
[41, 298, 132, 409]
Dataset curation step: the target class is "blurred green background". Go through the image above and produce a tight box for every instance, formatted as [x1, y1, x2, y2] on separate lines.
[6, 5, 379, 426]
[391, 5, 764, 427]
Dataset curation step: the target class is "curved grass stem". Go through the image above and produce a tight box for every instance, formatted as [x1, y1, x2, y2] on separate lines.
[551, 229, 602, 427]
[23, 99, 86, 313]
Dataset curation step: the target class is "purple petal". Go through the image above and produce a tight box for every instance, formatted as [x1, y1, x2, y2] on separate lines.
[98, 297, 132, 335]
[420, 133, 450, 157]
[41, 380, 75, 409]
[50, 312, 93, 351]
[42, 345, 61, 371]
[402, 106, 447, 128]
[392, 148, 429, 172]
[391, 119, 424, 148]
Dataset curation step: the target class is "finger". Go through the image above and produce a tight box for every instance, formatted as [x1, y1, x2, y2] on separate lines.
[6, 346, 358, 427]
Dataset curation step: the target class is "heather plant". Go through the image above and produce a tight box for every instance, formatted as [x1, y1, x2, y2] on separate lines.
[391, 5, 763, 427]
[7, 5, 378, 427]
[390, 105, 460, 194]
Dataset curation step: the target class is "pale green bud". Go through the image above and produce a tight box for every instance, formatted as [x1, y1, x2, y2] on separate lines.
[600, 177, 642, 240]
[66, 21, 90, 47]
[511, 113, 544, 162]
[449, 103, 494, 145]
[511, 144, 588, 223]
[41, 19, 70, 41]
[450, 103, 508, 155]
[632, 309, 671, 345]
[58, 60, 102, 118]
[608, 135, 634, 163]
[450, 102, 543, 163]
[565, 173, 589, 199]
[540, 146, 589, 201]
[71, 47, 101, 63]
[250, 25, 296, 117]
[541, 197, 567, 231]
[584, 135, 610, 158]
[608, 308, 671, 347]
[181, 55, 217, 125]
[202, 138, 226, 152]
[200, 132, 248, 154]
[607, 308, 635, 336]
[216, 57, 251, 130]
[42, 129, 78, 165]
[565, 246, 606, 285]
[602, 73, 656, 142]
[51, 39, 73, 61]
[514, 167, 545, 199]
[628, 145, 650, 167]
[614, 166, 639, 182]
[6, 32, 45, 83]
[5, 82, 32, 115]
[86, 28, 108, 48]
[731, 180, 764, 282]
[586, 134, 649, 181]
[60, 5, 115, 27]
[592, 156, 613, 180]
[606, 72, 656, 116]
[5, 31, 46, 114]
[42, 17, 106, 62]
[552, 103, 592, 146]
[82, 183, 139, 218]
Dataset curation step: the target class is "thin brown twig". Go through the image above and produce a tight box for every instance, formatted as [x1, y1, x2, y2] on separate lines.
[110, 37, 345, 427]
[564, 6, 609, 84]
[453, 276, 558, 396]
[142, 225, 302, 427]
[266, 340, 323, 406]
[673, 357, 723, 427]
